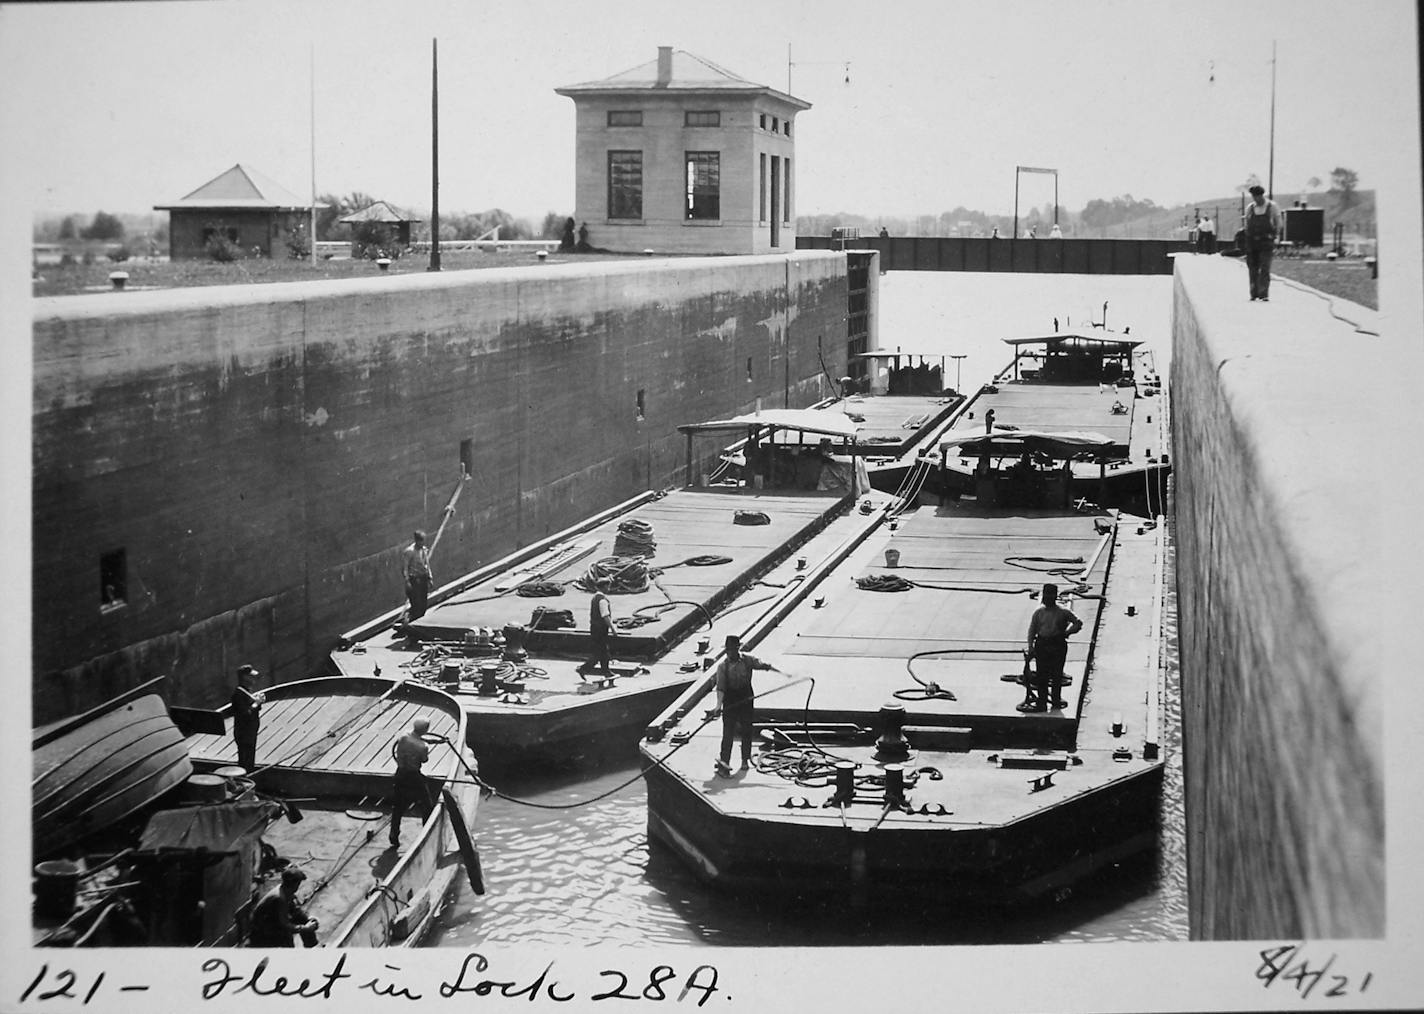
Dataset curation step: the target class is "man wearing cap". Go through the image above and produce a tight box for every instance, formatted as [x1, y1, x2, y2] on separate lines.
[248, 867, 319, 947]
[230, 664, 264, 773]
[389, 717, 433, 849]
[709, 635, 780, 777]
[582, 578, 615, 677]
[403, 530, 434, 621]
[1021, 584, 1083, 713]
[1243, 185, 1282, 301]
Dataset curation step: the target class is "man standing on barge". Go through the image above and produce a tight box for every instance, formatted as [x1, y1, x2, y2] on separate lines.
[389, 717, 434, 849]
[230, 664, 264, 773]
[403, 530, 433, 621]
[709, 635, 780, 777]
[1020, 584, 1082, 713]
[583, 577, 615, 677]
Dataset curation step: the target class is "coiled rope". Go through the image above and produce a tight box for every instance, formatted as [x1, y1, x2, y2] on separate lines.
[612, 519, 657, 558]
[576, 556, 653, 594]
[614, 599, 714, 631]
[733, 510, 771, 525]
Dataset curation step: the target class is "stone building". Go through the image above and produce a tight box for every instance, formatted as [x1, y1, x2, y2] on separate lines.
[154, 164, 318, 260]
[556, 47, 810, 255]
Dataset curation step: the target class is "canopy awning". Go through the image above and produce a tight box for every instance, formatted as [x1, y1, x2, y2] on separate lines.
[1001, 330, 1142, 350]
[678, 408, 859, 441]
[940, 428, 1116, 457]
[855, 350, 948, 360]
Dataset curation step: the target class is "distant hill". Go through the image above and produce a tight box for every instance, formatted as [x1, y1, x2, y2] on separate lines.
[797, 189, 1375, 241]
[1113, 189, 1375, 240]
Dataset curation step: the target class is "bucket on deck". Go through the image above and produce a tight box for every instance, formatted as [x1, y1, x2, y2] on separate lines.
[33, 860, 82, 919]
[884, 548, 901, 568]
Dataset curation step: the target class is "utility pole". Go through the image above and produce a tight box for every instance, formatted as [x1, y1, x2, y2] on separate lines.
[429, 38, 442, 272]
[1267, 39, 1277, 200]
[309, 42, 317, 265]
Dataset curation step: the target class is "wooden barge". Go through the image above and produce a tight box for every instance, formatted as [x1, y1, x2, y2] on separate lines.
[639, 430, 1168, 905]
[35, 676, 482, 947]
[330, 416, 881, 769]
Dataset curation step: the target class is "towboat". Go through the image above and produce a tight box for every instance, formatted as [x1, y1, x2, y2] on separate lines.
[330, 413, 882, 769]
[35, 675, 482, 947]
[930, 329, 1170, 513]
[639, 428, 1167, 905]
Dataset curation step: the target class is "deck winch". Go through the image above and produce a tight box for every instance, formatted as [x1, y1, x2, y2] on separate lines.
[872, 703, 912, 762]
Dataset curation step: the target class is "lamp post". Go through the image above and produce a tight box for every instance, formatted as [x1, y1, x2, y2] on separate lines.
[950, 354, 967, 395]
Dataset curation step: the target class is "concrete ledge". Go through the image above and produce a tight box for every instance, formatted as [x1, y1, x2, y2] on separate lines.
[1173, 255, 1383, 938]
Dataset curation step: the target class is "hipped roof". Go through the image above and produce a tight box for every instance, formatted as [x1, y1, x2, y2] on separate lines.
[154, 164, 324, 211]
[556, 48, 810, 110]
[339, 201, 422, 224]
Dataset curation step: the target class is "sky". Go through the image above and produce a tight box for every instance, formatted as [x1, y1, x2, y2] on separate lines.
[1, 0, 1419, 227]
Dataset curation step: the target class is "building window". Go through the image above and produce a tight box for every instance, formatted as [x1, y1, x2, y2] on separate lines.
[784, 120, 792, 137]
[460, 438, 474, 477]
[771, 116, 779, 132]
[784, 157, 792, 224]
[759, 113, 767, 129]
[607, 110, 642, 127]
[684, 110, 720, 127]
[608, 150, 643, 220]
[746, 356, 753, 382]
[685, 152, 720, 220]
[101, 548, 126, 611]
[636, 389, 646, 421]
[759, 153, 767, 223]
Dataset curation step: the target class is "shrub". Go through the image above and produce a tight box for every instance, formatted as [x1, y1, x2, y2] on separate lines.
[285, 231, 311, 259]
[107, 245, 132, 263]
[205, 233, 242, 262]
[352, 221, 399, 260]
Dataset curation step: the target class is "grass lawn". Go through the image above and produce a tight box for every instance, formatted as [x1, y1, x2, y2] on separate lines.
[1269, 256, 1378, 310]
[31, 249, 646, 297]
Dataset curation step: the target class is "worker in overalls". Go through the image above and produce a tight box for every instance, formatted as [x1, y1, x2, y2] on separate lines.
[1243, 184, 1282, 301]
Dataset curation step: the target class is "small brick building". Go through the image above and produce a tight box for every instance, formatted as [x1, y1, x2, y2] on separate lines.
[155, 164, 319, 260]
[556, 47, 810, 255]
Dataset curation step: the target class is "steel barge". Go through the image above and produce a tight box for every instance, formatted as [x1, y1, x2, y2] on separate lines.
[639, 428, 1167, 905]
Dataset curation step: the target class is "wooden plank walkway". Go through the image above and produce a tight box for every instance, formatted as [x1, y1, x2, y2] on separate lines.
[186, 692, 461, 780]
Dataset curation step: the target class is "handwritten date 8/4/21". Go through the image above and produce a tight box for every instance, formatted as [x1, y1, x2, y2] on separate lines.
[1256, 944, 1373, 1000]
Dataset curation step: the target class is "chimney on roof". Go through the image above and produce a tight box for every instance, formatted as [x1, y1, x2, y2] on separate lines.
[657, 46, 672, 86]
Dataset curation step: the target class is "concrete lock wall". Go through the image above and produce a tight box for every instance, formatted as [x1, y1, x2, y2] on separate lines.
[32, 252, 849, 720]
[1171, 256, 1384, 938]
